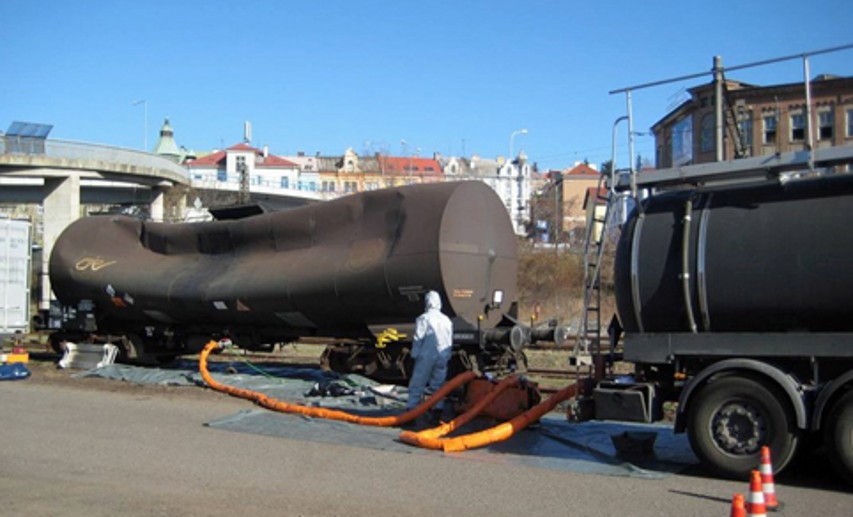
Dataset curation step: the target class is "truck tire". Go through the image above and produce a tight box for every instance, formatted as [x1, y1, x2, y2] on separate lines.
[687, 375, 799, 478]
[824, 390, 853, 485]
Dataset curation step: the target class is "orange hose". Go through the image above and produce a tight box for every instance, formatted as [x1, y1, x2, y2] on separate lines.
[400, 382, 578, 452]
[199, 340, 476, 427]
[399, 374, 520, 444]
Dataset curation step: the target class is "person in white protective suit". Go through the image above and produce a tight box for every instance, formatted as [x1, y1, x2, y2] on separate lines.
[406, 290, 454, 413]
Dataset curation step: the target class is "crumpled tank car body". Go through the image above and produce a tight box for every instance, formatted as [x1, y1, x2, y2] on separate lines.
[49, 181, 523, 381]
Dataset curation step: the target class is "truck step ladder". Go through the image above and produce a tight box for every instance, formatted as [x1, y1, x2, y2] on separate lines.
[571, 172, 613, 373]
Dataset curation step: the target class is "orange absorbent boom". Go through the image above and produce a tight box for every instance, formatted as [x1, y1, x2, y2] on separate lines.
[199, 340, 475, 427]
[199, 340, 577, 452]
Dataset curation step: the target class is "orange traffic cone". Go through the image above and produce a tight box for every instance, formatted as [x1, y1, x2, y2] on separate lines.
[747, 470, 768, 517]
[730, 493, 746, 517]
[759, 446, 780, 511]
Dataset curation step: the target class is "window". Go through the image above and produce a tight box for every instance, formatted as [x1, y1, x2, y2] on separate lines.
[235, 155, 246, 171]
[737, 111, 753, 155]
[847, 108, 853, 138]
[763, 114, 777, 144]
[790, 113, 805, 141]
[280, 177, 289, 189]
[818, 110, 834, 140]
[344, 181, 358, 193]
[700, 113, 715, 153]
[217, 169, 227, 182]
[321, 181, 336, 192]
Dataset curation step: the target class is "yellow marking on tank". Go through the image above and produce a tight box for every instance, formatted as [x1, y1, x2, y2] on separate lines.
[75, 257, 117, 271]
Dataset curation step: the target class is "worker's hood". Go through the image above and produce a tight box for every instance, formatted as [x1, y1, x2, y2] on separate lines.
[425, 291, 441, 311]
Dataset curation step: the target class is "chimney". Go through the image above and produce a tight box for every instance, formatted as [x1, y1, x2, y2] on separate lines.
[263, 145, 269, 158]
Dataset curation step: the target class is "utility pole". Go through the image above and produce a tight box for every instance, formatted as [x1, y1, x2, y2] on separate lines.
[553, 174, 560, 254]
[239, 162, 250, 204]
[714, 56, 724, 162]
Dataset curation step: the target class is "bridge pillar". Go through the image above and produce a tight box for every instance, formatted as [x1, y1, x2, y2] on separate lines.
[172, 192, 187, 222]
[150, 187, 165, 222]
[42, 175, 80, 310]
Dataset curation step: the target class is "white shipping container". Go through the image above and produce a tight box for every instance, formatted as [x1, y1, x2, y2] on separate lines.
[0, 218, 31, 335]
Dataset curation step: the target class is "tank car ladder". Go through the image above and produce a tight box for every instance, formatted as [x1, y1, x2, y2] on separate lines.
[570, 172, 614, 374]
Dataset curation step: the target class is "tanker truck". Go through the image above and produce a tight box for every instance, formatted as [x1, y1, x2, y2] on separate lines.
[577, 145, 853, 482]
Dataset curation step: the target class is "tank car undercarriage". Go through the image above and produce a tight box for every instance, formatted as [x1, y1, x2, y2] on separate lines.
[47, 315, 547, 386]
[319, 340, 529, 385]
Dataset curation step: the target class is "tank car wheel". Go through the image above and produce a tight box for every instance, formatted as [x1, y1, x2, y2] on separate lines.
[824, 390, 853, 485]
[687, 375, 799, 478]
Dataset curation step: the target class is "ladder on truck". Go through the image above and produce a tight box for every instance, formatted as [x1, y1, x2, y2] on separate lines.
[571, 171, 618, 375]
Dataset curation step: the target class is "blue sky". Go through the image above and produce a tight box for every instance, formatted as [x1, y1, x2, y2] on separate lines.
[1, 0, 850, 171]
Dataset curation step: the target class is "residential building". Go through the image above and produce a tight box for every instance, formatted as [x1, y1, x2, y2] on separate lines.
[559, 163, 601, 233]
[652, 75, 853, 168]
[286, 152, 322, 192]
[440, 152, 532, 235]
[185, 142, 301, 192]
[376, 154, 443, 186]
[530, 163, 601, 245]
[310, 148, 443, 197]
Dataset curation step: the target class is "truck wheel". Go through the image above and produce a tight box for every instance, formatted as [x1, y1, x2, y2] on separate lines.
[824, 390, 853, 485]
[687, 376, 799, 478]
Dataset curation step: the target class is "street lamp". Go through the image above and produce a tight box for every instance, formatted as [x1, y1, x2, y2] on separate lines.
[509, 128, 528, 235]
[131, 99, 148, 151]
[509, 128, 528, 162]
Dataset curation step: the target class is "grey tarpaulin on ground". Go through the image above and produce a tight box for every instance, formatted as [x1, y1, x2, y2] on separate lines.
[76, 361, 698, 478]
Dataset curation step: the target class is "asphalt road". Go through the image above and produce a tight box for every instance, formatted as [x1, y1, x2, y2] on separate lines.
[1, 371, 850, 516]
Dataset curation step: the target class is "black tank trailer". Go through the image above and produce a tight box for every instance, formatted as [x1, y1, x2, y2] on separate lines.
[603, 171, 853, 479]
[614, 173, 853, 335]
[48, 181, 550, 382]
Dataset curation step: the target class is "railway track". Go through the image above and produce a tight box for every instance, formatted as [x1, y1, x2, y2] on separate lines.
[212, 348, 580, 395]
[17, 337, 579, 395]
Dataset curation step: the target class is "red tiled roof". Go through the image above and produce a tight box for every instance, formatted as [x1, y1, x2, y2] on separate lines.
[257, 155, 299, 168]
[186, 143, 298, 168]
[565, 163, 600, 177]
[583, 186, 609, 208]
[226, 142, 258, 152]
[377, 156, 442, 175]
[186, 150, 226, 167]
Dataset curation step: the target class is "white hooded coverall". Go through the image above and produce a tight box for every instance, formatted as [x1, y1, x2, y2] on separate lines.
[406, 291, 454, 410]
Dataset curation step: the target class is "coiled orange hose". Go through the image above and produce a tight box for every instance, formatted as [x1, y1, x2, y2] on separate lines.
[399, 374, 520, 443]
[200, 340, 577, 453]
[400, 382, 578, 452]
[199, 340, 476, 427]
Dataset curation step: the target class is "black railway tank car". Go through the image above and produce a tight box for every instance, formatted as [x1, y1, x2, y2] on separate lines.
[48, 181, 523, 380]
